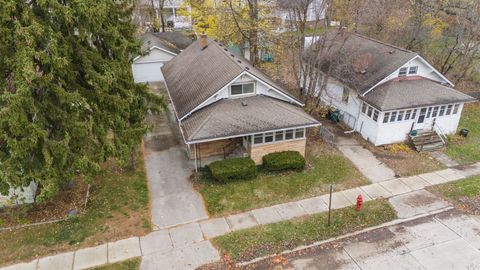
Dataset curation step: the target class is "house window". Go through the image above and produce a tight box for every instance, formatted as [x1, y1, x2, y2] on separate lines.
[231, 83, 254, 96]
[446, 104, 453, 115]
[405, 110, 412, 120]
[342, 87, 349, 103]
[453, 104, 460, 114]
[254, 134, 263, 144]
[264, 132, 274, 143]
[399, 67, 408, 77]
[390, 112, 397, 122]
[373, 110, 379, 122]
[295, 128, 305, 138]
[408, 66, 418, 75]
[418, 108, 427, 123]
[275, 131, 284, 141]
[411, 109, 417, 120]
[367, 107, 373, 117]
[383, 112, 390, 123]
[398, 111, 404, 121]
[362, 103, 367, 114]
[426, 107, 433, 118]
[439, 106, 446, 116]
[432, 106, 439, 117]
[285, 130, 294, 140]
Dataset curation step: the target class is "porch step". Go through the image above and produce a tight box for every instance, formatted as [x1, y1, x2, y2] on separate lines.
[410, 131, 445, 152]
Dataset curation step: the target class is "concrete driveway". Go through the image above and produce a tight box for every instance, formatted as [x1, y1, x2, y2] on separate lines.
[144, 89, 208, 229]
[246, 210, 480, 270]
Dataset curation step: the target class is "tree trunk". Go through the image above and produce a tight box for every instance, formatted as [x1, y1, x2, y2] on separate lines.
[248, 0, 259, 66]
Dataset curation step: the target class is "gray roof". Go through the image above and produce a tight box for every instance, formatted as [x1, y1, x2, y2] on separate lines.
[151, 32, 193, 50]
[181, 96, 319, 142]
[363, 78, 477, 111]
[140, 33, 181, 54]
[163, 38, 301, 119]
[310, 31, 418, 95]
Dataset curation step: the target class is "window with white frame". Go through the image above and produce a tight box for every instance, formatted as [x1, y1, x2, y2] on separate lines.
[446, 104, 453, 115]
[439, 105, 446, 116]
[251, 128, 305, 145]
[453, 104, 460, 114]
[399, 67, 408, 77]
[408, 66, 418, 75]
[361, 102, 380, 122]
[383, 112, 390, 123]
[230, 82, 254, 96]
[342, 87, 349, 104]
[382, 104, 459, 124]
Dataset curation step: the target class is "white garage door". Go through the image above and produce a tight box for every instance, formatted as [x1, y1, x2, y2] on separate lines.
[132, 61, 165, 83]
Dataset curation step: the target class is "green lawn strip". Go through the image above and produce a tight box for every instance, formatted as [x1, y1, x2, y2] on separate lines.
[446, 104, 480, 164]
[198, 145, 368, 216]
[212, 200, 396, 262]
[429, 175, 480, 202]
[91, 258, 140, 270]
[0, 148, 150, 266]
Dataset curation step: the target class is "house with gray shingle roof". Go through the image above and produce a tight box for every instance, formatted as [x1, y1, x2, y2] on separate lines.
[310, 31, 476, 149]
[162, 35, 320, 168]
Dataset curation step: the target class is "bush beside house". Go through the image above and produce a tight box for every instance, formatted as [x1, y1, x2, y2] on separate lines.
[263, 151, 306, 172]
[209, 157, 257, 183]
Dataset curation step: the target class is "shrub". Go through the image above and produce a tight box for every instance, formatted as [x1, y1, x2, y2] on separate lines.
[262, 151, 306, 172]
[209, 157, 257, 183]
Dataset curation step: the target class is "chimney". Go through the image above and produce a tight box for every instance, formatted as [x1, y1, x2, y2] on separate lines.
[199, 33, 208, 50]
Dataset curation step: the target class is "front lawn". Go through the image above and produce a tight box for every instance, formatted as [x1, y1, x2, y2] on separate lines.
[212, 200, 396, 262]
[92, 258, 140, 270]
[0, 147, 151, 267]
[428, 175, 480, 215]
[197, 139, 369, 216]
[446, 103, 480, 164]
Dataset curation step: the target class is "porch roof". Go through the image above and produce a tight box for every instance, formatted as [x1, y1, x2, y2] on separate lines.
[181, 96, 320, 143]
[362, 78, 476, 111]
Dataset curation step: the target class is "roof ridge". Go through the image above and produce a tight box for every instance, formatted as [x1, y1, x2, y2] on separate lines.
[210, 40, 247, 72]
[350, 32, 415, 54]
[265, 96, 315, 122]
[187, 100, 223, 139]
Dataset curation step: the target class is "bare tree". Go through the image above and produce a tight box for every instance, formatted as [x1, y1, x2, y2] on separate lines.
[149, 0, 167, 32]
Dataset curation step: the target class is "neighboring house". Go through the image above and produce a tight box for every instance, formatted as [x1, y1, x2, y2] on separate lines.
[274, 0, 326, 31]
[310, 31, 476, 148]
[0, 182, 37, 208]
[135, 0, 192, 30]
[162, 35, 320, 169]
[132, 32, 193, 83]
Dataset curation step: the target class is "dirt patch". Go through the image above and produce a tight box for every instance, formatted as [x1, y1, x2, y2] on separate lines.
[405, 193, 439, 207]
[457, 196, 480, 215]
[0, 179, 89, 228]
[144, 134, 179, 151]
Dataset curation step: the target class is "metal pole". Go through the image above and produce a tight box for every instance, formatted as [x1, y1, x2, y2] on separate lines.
[328, 184, 333, 226]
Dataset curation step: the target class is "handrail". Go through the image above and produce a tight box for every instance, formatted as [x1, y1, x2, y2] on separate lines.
[223, 140, 239, 159]
[433, 122, 448, 146]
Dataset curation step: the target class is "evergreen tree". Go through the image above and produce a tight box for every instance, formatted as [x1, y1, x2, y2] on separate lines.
[0, 0, 164, 201]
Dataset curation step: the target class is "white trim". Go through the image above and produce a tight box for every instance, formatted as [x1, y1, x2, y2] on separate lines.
[133, 46, 177, 62]
[414, 55, 454, 86]
[185, 123, 321, 144]
[163, 81, 189, 145]
[244, 71, 304, 106]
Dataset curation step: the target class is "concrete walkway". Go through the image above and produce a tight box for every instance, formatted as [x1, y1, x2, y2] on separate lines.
[3, 161, 480, 270]
[144, 104, 208, 230]
[430, 151, 460, 167]
[336, 136, 396, 182]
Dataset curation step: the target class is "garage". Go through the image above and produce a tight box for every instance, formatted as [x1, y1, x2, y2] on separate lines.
[132, 61, 165, 83]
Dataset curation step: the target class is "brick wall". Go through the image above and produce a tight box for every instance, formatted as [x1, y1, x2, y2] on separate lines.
[249, 139, 306, 164]
[188, 138, 242, 159]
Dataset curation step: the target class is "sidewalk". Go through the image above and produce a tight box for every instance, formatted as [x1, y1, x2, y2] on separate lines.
[3, 163, 480, 270]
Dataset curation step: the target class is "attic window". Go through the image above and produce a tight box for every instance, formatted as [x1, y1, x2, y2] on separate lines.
[408, 66, 418, 75]
[398, 67, 408, 77]
[231, 83, 254, 96]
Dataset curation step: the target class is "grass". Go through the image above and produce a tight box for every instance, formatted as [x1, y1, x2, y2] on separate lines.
[92, 258, 140, 270]
[212, 200, 397, 262]
[197, 140, 368, 216]
[429, 175, 480, 202]
[0, 147, 151, 267]
[446, 103, 480, 164]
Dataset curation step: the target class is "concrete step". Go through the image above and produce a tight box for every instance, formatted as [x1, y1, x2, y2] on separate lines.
[417, 142, 445, 152]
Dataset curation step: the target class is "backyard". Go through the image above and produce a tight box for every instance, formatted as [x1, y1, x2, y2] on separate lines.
[446, 103, 480, 164]
[0, 147, 150, 267]
[196, 138, 369, 216]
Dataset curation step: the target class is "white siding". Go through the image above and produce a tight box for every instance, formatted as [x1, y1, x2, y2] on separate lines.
[321, 78, 362, 129]
[134, 48, 175, 63]
[132, 48, 176, 83]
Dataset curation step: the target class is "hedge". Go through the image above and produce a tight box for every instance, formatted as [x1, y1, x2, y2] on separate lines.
[209, 157, 257, 183]
[262, 151, 306, 172]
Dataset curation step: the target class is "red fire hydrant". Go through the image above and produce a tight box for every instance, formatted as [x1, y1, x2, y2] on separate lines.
[356, 195, 363, 211]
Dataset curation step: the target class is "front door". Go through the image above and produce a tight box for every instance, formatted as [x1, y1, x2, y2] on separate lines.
[414, 108, 434, 131]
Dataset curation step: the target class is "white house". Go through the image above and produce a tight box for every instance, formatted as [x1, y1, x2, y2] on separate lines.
[309, 31, 476, 149]
[135, 0, 192, 30]
[132, 32, 192, 83]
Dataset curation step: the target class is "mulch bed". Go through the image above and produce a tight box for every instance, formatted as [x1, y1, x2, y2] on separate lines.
[456, 196, 480, 215]
[0, 179, 89, 228]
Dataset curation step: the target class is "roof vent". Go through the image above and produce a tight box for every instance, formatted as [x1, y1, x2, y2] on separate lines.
[224, 48, 228, 51]
[237, 60, 242, 64]
[230, 54, 235, 58]
[245, 67, 250, 70]
[147, 40, 151, 45]
[389, 50, 396, 54]
[242, 101, 248, 107]
[360, 70, 367, 74]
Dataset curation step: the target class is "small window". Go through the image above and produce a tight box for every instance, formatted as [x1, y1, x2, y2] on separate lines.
[367, 106, 373, 117]
[418, 108, 427, 123]
[446, 104, 453, 115]
[408, 66, 418, 75]
[362, 103, 367, 114]
[432, 106, 439, 117]
[427, 107, 432, 118]
[405, 110, 412, 120]
[383, 112, 390, 123]
[398, 111, 404, 121]
[399, 67, 408, 77]
[264, 132, 274, 143]
[295, 129, 305, 138]
[285, 130, 294, 140]
[342, 87, 349, 103]
[411, 109, 417, 120]
[231, 83, 254, 96]
[390, 112, 397, 122]
[373, 110, 379, 122]
[453, 104, 460, 114]
[439, 106, 446, 116]
[275, 131, 284, 141]
[254, 134, 263, 144]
